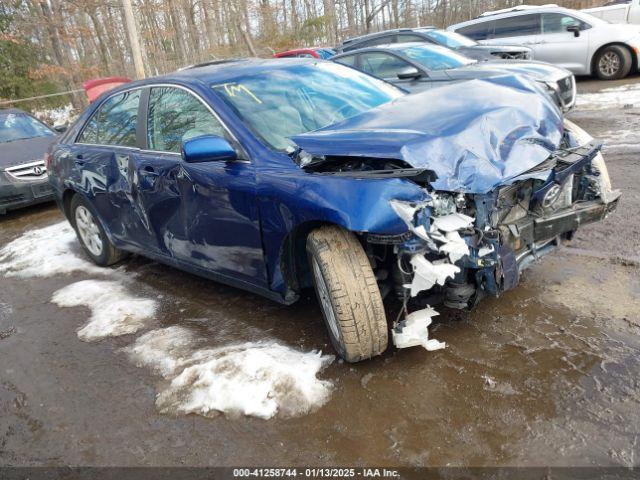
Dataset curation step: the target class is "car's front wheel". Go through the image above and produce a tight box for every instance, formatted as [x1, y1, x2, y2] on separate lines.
[70, 194, 128, 266]
[306, 225, 388, 362]
[594, 45, 632, 80]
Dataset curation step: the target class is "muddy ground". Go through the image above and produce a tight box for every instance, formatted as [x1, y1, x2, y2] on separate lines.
[1, 76, 639, 468]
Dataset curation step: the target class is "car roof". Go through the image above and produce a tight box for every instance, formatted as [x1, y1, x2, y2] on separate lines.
[0, 108, 27, 115]
[334, 41, 445, 56]
[451, 4, 571, 28]
[341, 26, 437, 45]
[104, 58, 322, 94]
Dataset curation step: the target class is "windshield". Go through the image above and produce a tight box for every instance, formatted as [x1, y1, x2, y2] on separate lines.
[0, 112, 54, 143]
[212, 62, 404, 151]
[422, 29, 477, 48]
[397, 44, 476, 71]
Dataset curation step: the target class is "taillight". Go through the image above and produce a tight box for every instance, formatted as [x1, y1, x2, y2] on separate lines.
[44, 152, 54, 169]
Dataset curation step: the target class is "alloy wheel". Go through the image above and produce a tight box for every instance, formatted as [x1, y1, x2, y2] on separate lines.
[599, 51, 620, 77]
[75, 205, 103, 257]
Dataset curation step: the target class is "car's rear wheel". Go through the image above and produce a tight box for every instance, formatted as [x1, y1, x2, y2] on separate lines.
[595, 45, 632, 80]
[306, 225, 388, 362]
[70, 194, 128, 266]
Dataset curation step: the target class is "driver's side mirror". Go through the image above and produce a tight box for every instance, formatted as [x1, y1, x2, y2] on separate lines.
[181, 135, 237, 163]
[397, 66, 422, 80]
[53, 124, 68, 133]
[566, 25, 581, 37]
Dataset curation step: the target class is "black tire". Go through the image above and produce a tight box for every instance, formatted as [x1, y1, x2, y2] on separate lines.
[594, 45, 632, 80]
[69, 194, 128, 266]
[306, 225, 388, 362]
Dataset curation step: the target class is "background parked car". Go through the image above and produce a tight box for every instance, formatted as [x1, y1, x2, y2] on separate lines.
[337, 27, 533, 60]
[448, 5, 640, 79]
[333, 42, 576, 111]
[274, 47, 336, 59]
[583, 0, 640, 24]
[0, 108, 60, 214]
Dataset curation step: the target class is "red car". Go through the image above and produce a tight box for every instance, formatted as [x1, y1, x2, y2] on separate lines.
[273, 47, 336, 59]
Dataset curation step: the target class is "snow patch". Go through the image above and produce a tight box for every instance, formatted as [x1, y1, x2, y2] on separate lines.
[52, 280, 157, 341]
[577, 83, 640, 110]
[0, 222, 105, 278]
[125, 326, 334, 419]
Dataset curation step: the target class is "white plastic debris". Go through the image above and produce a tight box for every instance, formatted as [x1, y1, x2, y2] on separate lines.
[406, 255, 460, 296]
[478, 244, 495, 257]
[432, 213, 474, 232]
[392, 307, 446, 351]
[438, 230, 470, 263]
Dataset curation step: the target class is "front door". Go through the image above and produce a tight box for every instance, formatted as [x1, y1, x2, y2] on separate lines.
[134, 85, 267, 287]
[535, 13, 590, 72]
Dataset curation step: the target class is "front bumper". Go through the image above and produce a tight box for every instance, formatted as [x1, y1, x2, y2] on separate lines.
[0, 178, 55, 214]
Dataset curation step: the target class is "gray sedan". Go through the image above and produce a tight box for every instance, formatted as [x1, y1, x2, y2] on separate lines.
[333, 42, 576, 111]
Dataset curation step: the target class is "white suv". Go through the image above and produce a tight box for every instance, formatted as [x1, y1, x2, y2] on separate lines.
[448, 5, 640, 79]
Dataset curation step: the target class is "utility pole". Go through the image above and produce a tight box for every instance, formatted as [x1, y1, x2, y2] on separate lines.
[121, 0, 146, 79]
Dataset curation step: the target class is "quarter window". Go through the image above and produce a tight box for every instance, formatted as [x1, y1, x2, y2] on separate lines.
[78, 90, 140, 147]
[456, 21, 495, 41]
[147, 87, 226, 153]
[492, 14, 541, 38]
[360, 52, 412, 79]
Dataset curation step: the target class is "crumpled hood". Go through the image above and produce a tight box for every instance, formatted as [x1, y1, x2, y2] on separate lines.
[451, 60, 572, 83]
[291, 74, 564, 194]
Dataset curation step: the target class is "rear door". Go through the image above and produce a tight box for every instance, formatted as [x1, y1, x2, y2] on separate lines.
[537, 13, 590, 71]
[134, 85, 267, 286]
[72, 88, 162, 252]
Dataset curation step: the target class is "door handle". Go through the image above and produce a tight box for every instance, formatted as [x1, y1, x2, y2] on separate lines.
[141, 165, 159, 176]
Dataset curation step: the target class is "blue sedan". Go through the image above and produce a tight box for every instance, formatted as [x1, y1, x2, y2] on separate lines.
[48, 58, 619, 362]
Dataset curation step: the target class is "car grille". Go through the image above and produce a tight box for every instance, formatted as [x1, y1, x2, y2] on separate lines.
[4, 160, 48, 182]
[0, 193, 26, 204]
[558, 76, 576, 109]
[493, 50, 531, 60]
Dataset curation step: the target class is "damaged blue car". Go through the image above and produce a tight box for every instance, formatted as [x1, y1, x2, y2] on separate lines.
[48, 59, 620, 362]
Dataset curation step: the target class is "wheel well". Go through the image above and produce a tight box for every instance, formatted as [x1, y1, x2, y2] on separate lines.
[591, 43, 636, 75]
[280, 221, 364, 294]
[62, 189, 76, 221]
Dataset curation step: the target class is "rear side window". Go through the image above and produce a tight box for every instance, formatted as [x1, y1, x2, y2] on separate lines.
[347, 34, 396, 50]
[360, 52, 412, 79]
[147, 87, 226, 153]
[493, 14, 540, 38]
[78, 90, 140, 146]
[397, 34, 427, 43]
[541, 13, 589, 33]
[334, 54, 357, 67]
[457, 21, 495, 40]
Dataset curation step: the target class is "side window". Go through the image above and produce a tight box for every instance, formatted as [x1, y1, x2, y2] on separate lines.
[78, 90, 140, 147]
[147, 87, 227, 153]
[334, 54, 357, 67]
[360, 52, 412, 79]
[457, 21, 495, 41]
[398, 34, 427, 43]
[541, 13, 589, 33]
[493, 14, 540, 38]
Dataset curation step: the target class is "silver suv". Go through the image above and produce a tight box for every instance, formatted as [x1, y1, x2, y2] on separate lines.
[448, 5, 640, 79]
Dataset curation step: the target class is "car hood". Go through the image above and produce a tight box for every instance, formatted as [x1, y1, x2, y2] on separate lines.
[446, 60, 572, 83]
[0, 135, 58, 169]
[291, 75, 564, 194]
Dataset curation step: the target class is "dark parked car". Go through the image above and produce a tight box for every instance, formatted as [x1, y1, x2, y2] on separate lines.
[48, 59, 619, 362]
[337, 27, 533, 61]
[333, 42, 576, 111]
[0, 108, 60, 214]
